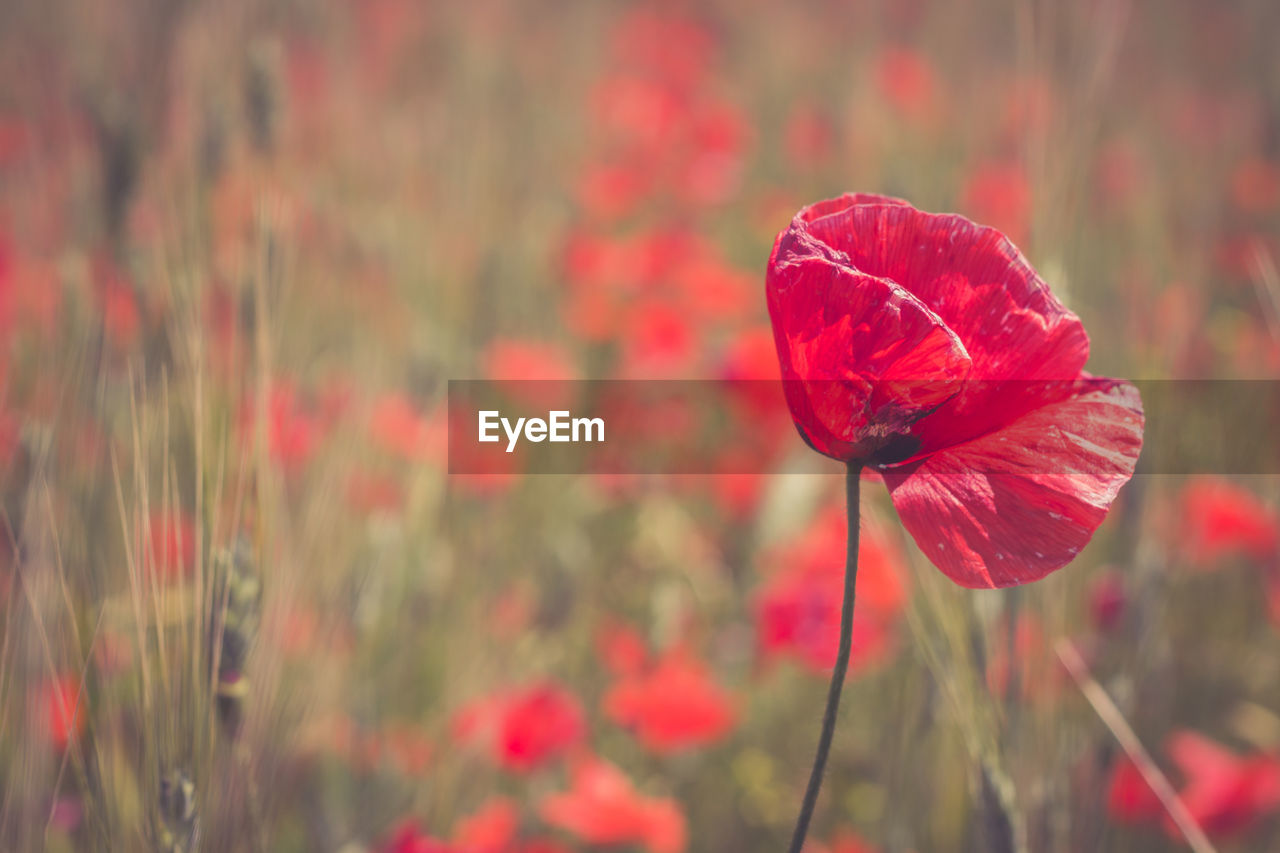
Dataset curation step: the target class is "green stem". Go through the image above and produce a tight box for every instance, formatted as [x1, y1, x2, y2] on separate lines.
[788, 462, 862, 853]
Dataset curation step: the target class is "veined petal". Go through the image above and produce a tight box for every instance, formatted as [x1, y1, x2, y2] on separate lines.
[767, 221, 972, 462]
[797, 195, 1090, 453]
[881, 379, 1143, 588]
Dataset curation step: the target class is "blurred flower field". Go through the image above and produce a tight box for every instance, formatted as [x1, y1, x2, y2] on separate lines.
[2, 0, 1280, 851]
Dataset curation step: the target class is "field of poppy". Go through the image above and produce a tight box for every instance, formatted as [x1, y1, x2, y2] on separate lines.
[2, 1, 1280, 851]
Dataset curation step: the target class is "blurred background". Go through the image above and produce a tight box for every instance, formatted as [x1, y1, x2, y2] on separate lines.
[2, 0, 1280, 850]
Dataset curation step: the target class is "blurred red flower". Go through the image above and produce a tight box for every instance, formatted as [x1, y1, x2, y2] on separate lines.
[33, 674, 85, 751]
[0, 116, 31, 168]
[450, 795, 570, 853]
[603, 649, 737, 754]
[756, 506, 907, 673]
[1087, 570, 1127, 632]
[140, 510, 195, 581]
[0, 410, 18, 470]
[266, 385, 323, 472]
[353, 0, 426, 93]
[1213, 232, 1272, 281]
[1106, 757, 1163, 824]
[444, 402, 518, 495]
[380, 820, 454, 853]
[984, 613, 1064, 703]
[1230, 158, 1280, 214]
[1107, 732, 1280, 840]
[1094, 138, 1147, 211]
[561, 226, 753, 363]
[766, 193, 1143, 588]
[239, 381, 328, 474]
[482, 338, 579, 409]
[672, 254, 754, 323]
[874, 47, 938, 123]
[620, 302, 695, 378]
[784, 104, 835, 168]
[611, 8, 714, 88]
[0, 237, 60, 337]
[576, 161, 651, 221]
[595, 621, 650, 677]
[806, 828, 881, 853]
[379, 723, 434, 778]
[0, 232, 9, 334]
[453, 682, 585, 773]
[721, 326, 781, 385]
[1163, 731, 1280, 838]
[540, 757, 686, 853]
[590, 75, 684, 152]
[369, 392, 447, 464]
[92, 254, 141, 347]
[345, 472, 404, 515]
[452, 797, 518, 852]
[959, 161, 1032, 248]
[715, 327, 792, 483]
[674, 101, 749, 207]
[1179, 478, 1279, 568]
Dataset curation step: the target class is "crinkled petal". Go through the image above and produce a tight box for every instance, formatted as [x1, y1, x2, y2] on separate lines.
[881, 379, 1143, 587]
[767, 221, 972, 462]
[797, 195, 1090, 453]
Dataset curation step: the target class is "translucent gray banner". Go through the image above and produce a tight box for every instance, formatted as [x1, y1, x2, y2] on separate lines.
[445, 380, 1275, 475]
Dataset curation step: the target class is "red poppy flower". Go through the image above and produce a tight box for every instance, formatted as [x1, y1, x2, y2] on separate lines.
[0, 234, 13, 329]
[0, 240, 60, 338]
[1179, 478, 1279, 568]
[983, 613, 1064, 703]
[1164, 731, 1280, 838]
[240, 380, 328, 474]
[1106, 757, 1163, 824]
[482, 338, 579, 410]
[807, 829, 881, 853]
[453, 682, 585, 773]
[576, 161, 651, 221]
[345, 473, 404, 515]
[959, 161, 1032, 248]
[595, 621, 650, 677]
[1230, 158, 1280, 213]
[0, 117, 32, 167]
[589, 75, 685, 152]
[611, 8, 714, 88]
[452, 797, 519, 851]
[784, 104, 835, 167]
[603, 650, 737, 754]
[380, 820, 454, 853]
[766, 194, 1143, 588]
[369, 392, 446, 464]
[0, 402, 18, 469]
[620, 301, 696, 378]
[94, 261, 141, 347]
[34, 674, 85, 751]
[139, 511, 195, 581]
[540, 757, 686, 853]
[874, 48, 939, 123]
[451, 796, 570, 853]
[1087, 570, 1127, 632]
[756, 507, 907, 673]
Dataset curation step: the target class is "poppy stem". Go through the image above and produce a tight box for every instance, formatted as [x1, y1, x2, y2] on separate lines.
[787, 461, 861, 853]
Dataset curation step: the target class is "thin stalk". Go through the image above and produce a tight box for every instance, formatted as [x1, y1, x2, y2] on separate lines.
[788, 462, 861, 853]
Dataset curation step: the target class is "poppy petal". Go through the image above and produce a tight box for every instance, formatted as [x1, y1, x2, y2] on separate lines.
[767, 222, 972, 462]
[798, 195, 1090, 453]
[881, 379, 1143, 588]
